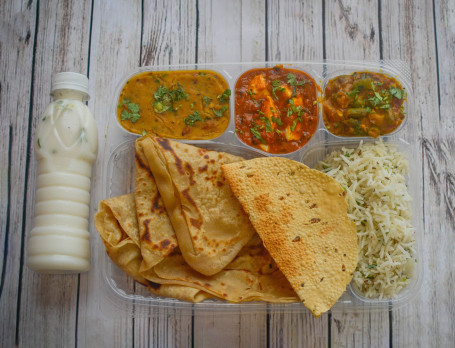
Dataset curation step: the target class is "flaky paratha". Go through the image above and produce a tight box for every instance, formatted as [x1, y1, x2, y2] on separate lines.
[94, 193, 298, 303]
[94, 194, 214, 302]
[143, 234, 298, 303]
[222, 157, 358, 317]
[140, 136, 256, 276]
[134, 138, 178, 273]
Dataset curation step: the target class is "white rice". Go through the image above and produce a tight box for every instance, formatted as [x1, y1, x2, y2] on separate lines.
[316, 141, 416, 299]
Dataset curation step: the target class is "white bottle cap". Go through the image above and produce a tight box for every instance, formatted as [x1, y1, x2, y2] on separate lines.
[52, 72, 90, 98]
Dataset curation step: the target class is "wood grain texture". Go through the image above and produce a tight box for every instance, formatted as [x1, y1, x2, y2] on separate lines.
[382, 0, 455, 346]
[0, 3, 36, 347]
[76, 0, 142, 347]
[17, 1, 93, 346]
[0, 0, 452, 347]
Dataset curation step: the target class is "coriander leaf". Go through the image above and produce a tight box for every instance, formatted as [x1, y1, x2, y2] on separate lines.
[217, 89, 231, 103]
[290, 118, 298, 131]
[271, 116, 283, 126]
[119, 99, 141, 122]
[271, 80, 285, 100]
[250, 126, 266, 144]
[287, 73, 307, 87]
[153, 84, 189, 114]
[259, 116, 272, 132]
[203, 96, 212, 105]
[389, 87, 403, 100]
[212, 105, 228, 118]
[347, 87, 360, 98]
[184, 111, 204, 126]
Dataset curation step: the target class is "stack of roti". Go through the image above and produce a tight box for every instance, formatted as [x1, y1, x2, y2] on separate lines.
[95, 135, 298, 304]
[95, 135, 358, 317]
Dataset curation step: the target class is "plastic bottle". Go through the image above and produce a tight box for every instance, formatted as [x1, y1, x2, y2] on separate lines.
[27, 72, 98, 273]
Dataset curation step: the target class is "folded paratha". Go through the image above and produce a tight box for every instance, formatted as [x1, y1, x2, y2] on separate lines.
[134, 139, 178, 273]
[140, 136, 256, 276]
[94, 194, 214, 302]
[94, 193, 299, 303]
[143, 234, 298, 303]
[222, 157, 358, 317]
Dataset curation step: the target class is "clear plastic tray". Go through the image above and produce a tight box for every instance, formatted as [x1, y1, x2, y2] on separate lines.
[97, 60, 422, 316]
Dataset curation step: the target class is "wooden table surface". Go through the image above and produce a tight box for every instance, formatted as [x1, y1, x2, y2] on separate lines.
[1, 0, 454, 347]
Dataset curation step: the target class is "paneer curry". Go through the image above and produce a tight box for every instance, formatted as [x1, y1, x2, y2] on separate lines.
[117, 70, 230, 140]
[234, 66, 318, 154]
[322, 72, 406, 137]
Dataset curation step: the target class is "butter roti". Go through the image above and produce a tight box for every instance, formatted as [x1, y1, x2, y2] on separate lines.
[222, 157, 358, 317]
[140, 136, 256, 276]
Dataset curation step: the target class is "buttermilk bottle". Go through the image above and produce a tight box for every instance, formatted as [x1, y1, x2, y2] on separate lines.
[27, 72, 98, 273]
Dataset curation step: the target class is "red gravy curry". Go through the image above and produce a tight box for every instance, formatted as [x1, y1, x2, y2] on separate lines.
[234, 66, 318, 154]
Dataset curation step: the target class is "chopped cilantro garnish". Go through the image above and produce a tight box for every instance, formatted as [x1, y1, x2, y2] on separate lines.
[153, 84, 189, 113]
[271, 80, 285, 100]
[271, 116, 283, 126]
[289, 98, 303, 116]
[290, 118, 298, 131]
[184, 111, 204, 126]
[259, 116, 272, 132]
[250, 127, 266, 144]
[247, 89, 256, 99]
[347, 86, 360, 98]
[203, 96, 212, 105]
[389, 87, 404, 100]
[217, 89, 231, 103]
[119, 99, 141, 123]
[212, 105, 228, 118]
[287, 73, 307, 87]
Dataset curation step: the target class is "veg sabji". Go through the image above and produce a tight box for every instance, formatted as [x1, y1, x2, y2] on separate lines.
[234, 66, 318, 154]
[322, 72, 406, 137]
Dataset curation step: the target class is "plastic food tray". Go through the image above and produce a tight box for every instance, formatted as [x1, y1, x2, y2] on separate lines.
[97, 60, 423, 316]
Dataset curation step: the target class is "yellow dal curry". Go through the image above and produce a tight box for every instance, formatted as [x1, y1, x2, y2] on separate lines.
[117, 70, 231, 140]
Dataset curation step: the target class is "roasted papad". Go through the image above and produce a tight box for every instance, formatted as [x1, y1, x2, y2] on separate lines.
[94, 194, 213, 302]
[222, 157, 358, 317]
[134, 138, 178, 273]
[95, 193, 298, 303]
[139, 136, 256, 276]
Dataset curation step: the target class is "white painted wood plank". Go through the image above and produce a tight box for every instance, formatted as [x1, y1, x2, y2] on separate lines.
[382, 0, 455, 346]
[76, 0, 142, 347]
[15, 0, 92, 346]
[0, 3, 37, 346]
[325, 0, 380, 60]
[324, 1, 391, 347]
[266, 1, 328, 346]
[142, 0, 197, 66]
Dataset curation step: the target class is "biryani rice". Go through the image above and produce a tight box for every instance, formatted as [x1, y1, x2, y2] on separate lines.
[316, 141, 416, 299]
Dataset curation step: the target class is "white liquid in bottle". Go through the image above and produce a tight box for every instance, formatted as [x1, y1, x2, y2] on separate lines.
[27, 72, 98, 273]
